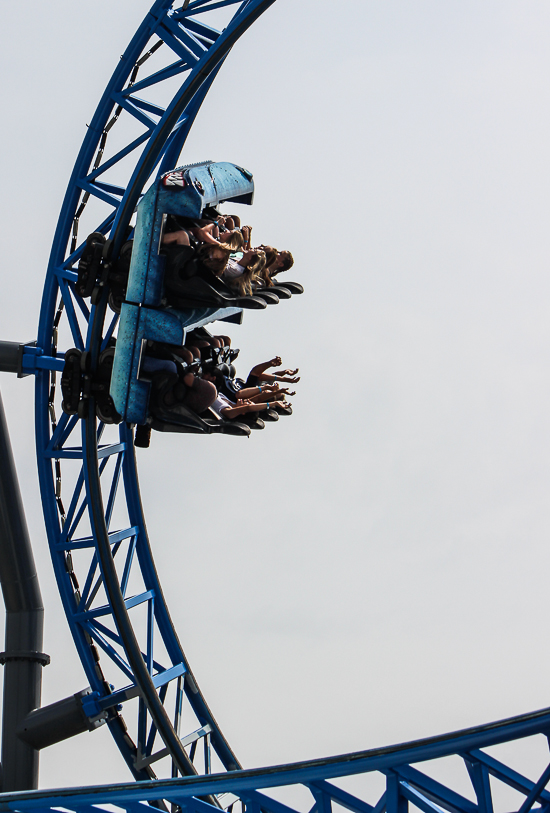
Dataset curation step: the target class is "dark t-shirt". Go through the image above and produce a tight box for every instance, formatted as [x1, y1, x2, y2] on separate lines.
[162, 244, 198, 281]
[219, 376, 251, 401]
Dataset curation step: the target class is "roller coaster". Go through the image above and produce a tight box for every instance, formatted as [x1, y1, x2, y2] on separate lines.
[0, 2, 549, 813]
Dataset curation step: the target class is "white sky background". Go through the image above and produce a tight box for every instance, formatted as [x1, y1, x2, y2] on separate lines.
[1, 0, 550, 792]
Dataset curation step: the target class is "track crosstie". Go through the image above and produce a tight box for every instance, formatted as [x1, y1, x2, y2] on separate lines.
[34, 0, 274, 782]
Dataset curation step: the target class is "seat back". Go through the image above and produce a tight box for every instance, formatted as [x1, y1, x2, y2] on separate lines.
[125, 161, 254, 307]
[110, 304, 242, 424]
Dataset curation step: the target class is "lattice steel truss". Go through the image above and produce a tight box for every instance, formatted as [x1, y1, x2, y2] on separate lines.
[3, 708, 550, 813]
[30, 0, 274, 783]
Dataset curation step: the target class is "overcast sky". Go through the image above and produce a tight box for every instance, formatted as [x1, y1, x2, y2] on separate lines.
[1, 0, 550, 796]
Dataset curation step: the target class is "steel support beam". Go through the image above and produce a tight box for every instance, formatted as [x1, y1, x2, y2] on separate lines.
[0, 342, 20, 374]
[16, 689, 104, 751]
[0, 340, 35, 377]
[0, 390, 49, 791]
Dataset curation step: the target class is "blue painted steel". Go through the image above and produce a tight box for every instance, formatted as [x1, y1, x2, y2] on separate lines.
[126, 161, 253, 306]
[23, 0, 537, 801]
[2, 708, 550, 813]
[111, 302, 242, 423]
[108, 158, 251, 422]
[33, 0, 274, 783]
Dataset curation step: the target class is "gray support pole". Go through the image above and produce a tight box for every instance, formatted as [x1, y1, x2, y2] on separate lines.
[0, 390, 48, 791]
[0, 343, 20, 375]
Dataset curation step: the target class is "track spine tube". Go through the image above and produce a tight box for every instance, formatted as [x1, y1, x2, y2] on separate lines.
[83, 408, 195, 778]
[38, 1, 174, 353]
[35, 0, 277, 781]
[120, 424, 241, 772]
[110, 0, 277, 251]
[156, 60, 226, 178]
[82, 289, 197, 778]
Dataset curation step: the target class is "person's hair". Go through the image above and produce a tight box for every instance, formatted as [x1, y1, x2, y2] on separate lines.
[262, 246, 278, 267]
[278, 250, 294, 272]
[258, 244, 275, 260]
[219, 230, 244, 251]
[197, 243, 232, 276]
[259, 267, 273, 287]
[222, 213, 241, 228]
[257, 246, 278, 287]
[234, 251, 266, 296]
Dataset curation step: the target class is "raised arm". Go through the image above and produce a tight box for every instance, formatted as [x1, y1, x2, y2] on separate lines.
[241, 225, 252, 250]
[248, 356, 283, 377]
[220, 399, 288, 419]
[162, 229, 191, 246]
[235, 384, 279, 401]
[190, 222, 221, 245]
[259, 372, 301, 384]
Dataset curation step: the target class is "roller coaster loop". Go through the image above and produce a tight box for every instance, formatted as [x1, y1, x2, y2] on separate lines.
[3, 0, 549, 808]
[32, 0, 275, 785]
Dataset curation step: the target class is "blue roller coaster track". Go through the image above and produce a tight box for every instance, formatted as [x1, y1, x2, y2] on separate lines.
[4, 0, 550, 811]
[4, 705, 550, 813]
[32, 0, 275, 783]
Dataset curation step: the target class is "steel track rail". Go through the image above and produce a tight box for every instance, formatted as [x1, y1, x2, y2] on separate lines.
[2, 705, 550, 812]
[35, 0, 275, 781]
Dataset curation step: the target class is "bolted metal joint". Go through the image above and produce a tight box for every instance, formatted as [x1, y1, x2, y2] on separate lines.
[0, 341, 36, 377]
[0, 651, 50, 666]
[16, 689, 106, 751]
